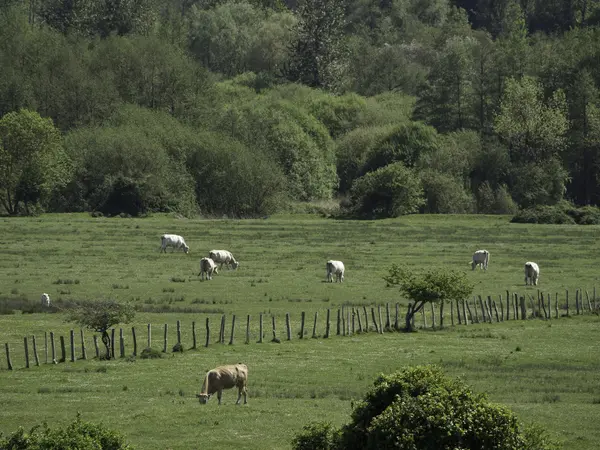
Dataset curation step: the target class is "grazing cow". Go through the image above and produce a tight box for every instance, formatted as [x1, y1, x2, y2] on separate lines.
[199, 257, 217, 280]
[40, 293, 51, 307]
[209, 250, 239, 271]
[471, 250, 490, 271]
[326, 260, 345, 283]
[196, 364, 248, 405]
[524, 261, 540, 286]
[159, 234, 189, 254]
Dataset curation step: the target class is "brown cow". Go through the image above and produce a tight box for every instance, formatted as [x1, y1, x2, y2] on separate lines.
[196, 363, 248, 405]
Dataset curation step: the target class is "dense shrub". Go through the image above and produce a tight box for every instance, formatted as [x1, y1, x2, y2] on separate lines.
[420, 170, 475, 213]
[0, 414, 132, 449]
[346, 163, 424, 218]
[477, 182, 518, 214]
[292, 366, 559, 450]
[512, 202, 600, 225]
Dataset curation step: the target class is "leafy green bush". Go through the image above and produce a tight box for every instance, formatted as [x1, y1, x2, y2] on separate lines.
[140, 347, 162, 359]
[0, 414, 132, 449]
[346, 163, 424, 218]
[420, 170, 475, 213]
[512, 202, 600, 225]
[477, 182, 518, 214]
[292, 366, 559, 450]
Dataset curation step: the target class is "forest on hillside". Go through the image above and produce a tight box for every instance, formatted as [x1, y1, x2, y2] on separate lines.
[0, 0, 599, 218]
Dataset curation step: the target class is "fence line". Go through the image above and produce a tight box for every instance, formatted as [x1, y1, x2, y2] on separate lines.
[2, 289, 598, 370]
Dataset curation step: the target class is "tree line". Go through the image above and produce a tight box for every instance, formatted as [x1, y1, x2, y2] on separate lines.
[0, 0, 599, 217]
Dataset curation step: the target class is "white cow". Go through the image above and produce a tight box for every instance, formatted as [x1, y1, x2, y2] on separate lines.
[40, 293, 51, 307]
[209, 250, 239, 271]
[326, 260, 345, 283]
[524, 261, 540, 286]
[159, 234, 189, 254]
[199, 257, 217, 280]
[471, 250, 490, 271]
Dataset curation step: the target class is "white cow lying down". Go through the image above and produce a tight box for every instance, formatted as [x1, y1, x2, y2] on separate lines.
[196, 363, 248, 405]
[326, 260, 345, 283]
[199, 257, 217, 280]
[209, 250, 239, 270]
[160, 234, 189, 254]
[471, 250, 490, 270]
[524, 261, 540, 286]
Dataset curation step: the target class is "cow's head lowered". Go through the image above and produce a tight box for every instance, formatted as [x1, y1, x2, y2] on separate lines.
[196, 393, 211, 404]
[183, 244, 190, 254]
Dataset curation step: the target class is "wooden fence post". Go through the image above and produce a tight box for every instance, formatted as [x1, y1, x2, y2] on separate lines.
[131, 327, 136, 356]
[351, 308, 356, 334]
[440, 301, 445, 328]
[372, 308, 379, 332]
[229, 314, 235, 345]
[473, 299, 479, 323]
[363, 306, 369, 332]
[147, 323, 151, 348]
[176, 320, 181, 345]
[492, 300, 500, 322]
[378, 305, 384, 334]
[32, 335, 39, 366]
[478, 296, 486, 323]
[163, 324, 168, 353]
[336, 309, 341, 335]
[421, 307, 426, 329]
[356, 307, 363, 333]
[586, 290, 592, 312]
[540, 294, 548, 319]
[575, 289, 580, 315]
[465, 301, 472, 324]
[286, 313, 291, 341]
[341, 306, 346, 336]
[258, 314, 263, 343]
[430, 302, 436, 329]
[245, 315, 250, 344]
[520, 296, 526, 319]
[44, 332, 48, 364]
[312, 312, 319, 338]
[395, 303, 399, 330]
[59, 336, 66, 362]
[119, 328, 124, 358]
[513, 293, 518, 319]
[506, 290, 510, 320]
[192, 321, 197, 349]
[547, 294, 551, 320]
[93, 335, 99, 359]
[565, 289, 569, 316]
[498, 295, 504, 321]
[455, 300, 461, 325]
[555, 293, 559, 319]
[347, 309, 351, 335]
[110, 328, 115, 358]
[80, 329, 87, 360]
[219, 315, 226, 344]
[229, 315, 236, 345]
[205, 317, 211, 347]
[385, 303, 391, 330]
[24, 337, 30, 368]
[5, 343, 12, 370]
[271, 315, 279, 342]
[325, 309, 331, 338]
[70, 330, 75, 362]
[300, 311, 306, 339]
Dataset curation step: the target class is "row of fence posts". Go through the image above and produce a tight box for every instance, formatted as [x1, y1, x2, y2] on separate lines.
[2, 288, 597, 370]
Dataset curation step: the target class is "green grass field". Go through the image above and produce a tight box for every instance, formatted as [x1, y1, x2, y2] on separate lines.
[1, 213, 600, 449]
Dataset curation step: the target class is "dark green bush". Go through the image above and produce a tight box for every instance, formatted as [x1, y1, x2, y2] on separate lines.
[511, 202, 600, 225]
[139, 347, 162, 359]
[0, 414, 132, 449]
[292, 365, 558, 450]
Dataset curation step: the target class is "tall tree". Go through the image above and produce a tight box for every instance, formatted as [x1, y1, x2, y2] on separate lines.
[284, 0, 347, 91]
[0, 109, 71, 215]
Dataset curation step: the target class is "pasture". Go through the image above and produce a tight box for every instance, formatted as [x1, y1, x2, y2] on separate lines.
[1, 213, 600, 449]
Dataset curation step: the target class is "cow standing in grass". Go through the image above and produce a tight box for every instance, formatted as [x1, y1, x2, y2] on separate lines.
[471, 250, 490, 271]
[209, 250, 239, 271]
[40, 293, 51, 307]
[159, 234, 189, 254]
[196, 364, 248, 405]
[524, 262, 540, 285]
[199, 257, 217, 280]
[326, 260, 345, 283]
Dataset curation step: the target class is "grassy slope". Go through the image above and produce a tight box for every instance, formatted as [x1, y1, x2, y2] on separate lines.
[1, 213, 600, 449]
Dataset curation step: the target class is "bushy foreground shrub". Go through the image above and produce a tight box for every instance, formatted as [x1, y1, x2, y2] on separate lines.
[511, 202, 600, 225]
[0, 414, 132, 449]
[292, 365, 559, 450]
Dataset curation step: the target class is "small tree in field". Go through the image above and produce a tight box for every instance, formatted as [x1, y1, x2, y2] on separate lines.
[67, 300, 135, 360]
[384, 265, 473, 332]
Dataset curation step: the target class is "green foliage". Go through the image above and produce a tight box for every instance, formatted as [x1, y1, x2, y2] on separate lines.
[67, 300, 135, 335]
[0, 109, 71, 215]
[420, 170, 475, 214]
[511, 202, 600, 225]
[293, 366, 558, 450]
[347, 163, 424, 218]
[0, 413, 131, 449]
[476, 182, 517, 214]
[140, 347, 162, 359]
[508, 158, 569, 208]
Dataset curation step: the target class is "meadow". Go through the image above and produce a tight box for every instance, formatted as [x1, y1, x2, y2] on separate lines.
[1, 213, 600, 449]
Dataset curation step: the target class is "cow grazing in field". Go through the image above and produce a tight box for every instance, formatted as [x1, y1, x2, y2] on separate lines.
[524, 261, 540, 286]
[471, 250, 490, 271]
[199, 257, 217, 280]
[196, 364, 248, 405]
[326, 260, 345, 283]
[40, 293, 51, 307]
[159, 234, 189, 254]
[209, 250, 239, 271]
